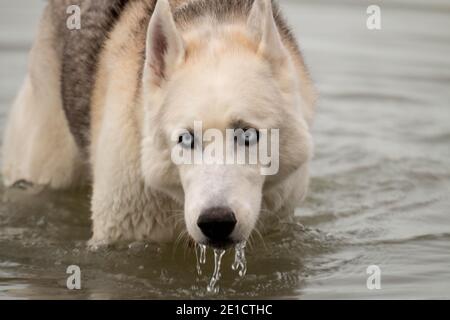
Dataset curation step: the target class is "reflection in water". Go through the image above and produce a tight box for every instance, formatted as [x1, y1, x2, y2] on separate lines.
[1, 0, 450, 299]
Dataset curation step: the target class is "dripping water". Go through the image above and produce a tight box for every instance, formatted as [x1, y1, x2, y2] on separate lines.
[196, 242, 247, 293]
[232, 242, 247, 277]
[206, 249, 226, 293]
[195, 244, 207, 276]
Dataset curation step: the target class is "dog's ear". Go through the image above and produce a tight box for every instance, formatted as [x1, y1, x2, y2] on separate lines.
[144, 0, 185, 87]
[247, 0, 287, 64]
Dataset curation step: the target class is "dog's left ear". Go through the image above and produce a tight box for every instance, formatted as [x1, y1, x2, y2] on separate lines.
[144, 0, 185, 87]
[247, 0, 287, 64]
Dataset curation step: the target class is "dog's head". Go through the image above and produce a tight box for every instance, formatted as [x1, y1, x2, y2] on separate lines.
[141, 0, 313, 248]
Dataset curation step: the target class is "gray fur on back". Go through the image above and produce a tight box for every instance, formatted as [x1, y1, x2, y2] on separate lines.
[55, 0, 130, 151]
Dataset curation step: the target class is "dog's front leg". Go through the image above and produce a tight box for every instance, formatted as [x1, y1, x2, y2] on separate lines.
[89, 110, 176, 245]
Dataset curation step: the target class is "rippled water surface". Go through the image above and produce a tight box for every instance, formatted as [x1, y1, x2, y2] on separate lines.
[0, 0, 449, 299]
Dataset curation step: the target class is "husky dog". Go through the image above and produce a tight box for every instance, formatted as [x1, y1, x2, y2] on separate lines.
[2, 0, 316, 248]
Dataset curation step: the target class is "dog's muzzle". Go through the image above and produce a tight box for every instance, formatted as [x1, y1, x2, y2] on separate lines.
[197, 206, 237, 248]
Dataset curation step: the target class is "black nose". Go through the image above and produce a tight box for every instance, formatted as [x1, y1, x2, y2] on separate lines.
[197, 207, 237, 242]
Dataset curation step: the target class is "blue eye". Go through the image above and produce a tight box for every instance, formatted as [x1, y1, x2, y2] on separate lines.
[235, 128, 260, 146]
[178, 132, 195, 149]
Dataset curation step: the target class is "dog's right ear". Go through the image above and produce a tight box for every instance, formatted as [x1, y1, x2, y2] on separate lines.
[144, 0, 185, 87]
[247, 0, 287, 65]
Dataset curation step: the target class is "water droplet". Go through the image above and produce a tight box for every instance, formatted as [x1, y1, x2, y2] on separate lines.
[207, 249, 226, 294]
[195, 244, 205, 276]
[232, 241, 247, 277]
[199, 244, 207, 264]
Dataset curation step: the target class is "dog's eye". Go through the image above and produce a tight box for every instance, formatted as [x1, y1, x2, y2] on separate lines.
[235, 128, 259, 147]
[178, 132, 195, 149]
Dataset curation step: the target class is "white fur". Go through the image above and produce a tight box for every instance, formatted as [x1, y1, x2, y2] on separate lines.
[140, 0, 313, 245]
[2, 0, 316, 246]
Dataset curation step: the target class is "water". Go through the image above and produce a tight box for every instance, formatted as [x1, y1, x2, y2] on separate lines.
[206, 249, 226, 294]
[232, 242, 247, 278]
[198, 242, 248, 294]
[1, 0, 450, 299]
[195, 244, 207, 276]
